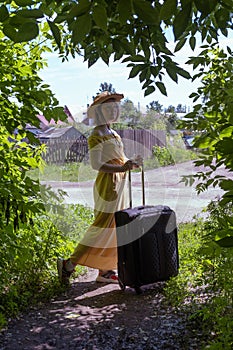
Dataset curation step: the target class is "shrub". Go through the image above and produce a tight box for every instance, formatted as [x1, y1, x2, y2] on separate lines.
[0, 202, 94, 329]
[164, 205, 233, 349]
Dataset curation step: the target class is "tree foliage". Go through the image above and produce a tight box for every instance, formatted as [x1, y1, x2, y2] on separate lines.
[0, 38, 65, 230]
[92, 81, 116, 100]
[180, 45, 233, 247]
[0, 0, 232, 96]
[119, 98, 141, 126]
[146, 100, 163, 113]
[98, 82, 116, 94]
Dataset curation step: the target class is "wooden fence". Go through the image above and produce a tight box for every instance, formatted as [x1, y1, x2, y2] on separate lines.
[41, 135, 88, 164]
[116, 129, 166, 159]
[41, 129, 166, 164]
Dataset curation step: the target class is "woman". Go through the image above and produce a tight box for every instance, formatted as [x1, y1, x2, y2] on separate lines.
[57, 91, 142, 284]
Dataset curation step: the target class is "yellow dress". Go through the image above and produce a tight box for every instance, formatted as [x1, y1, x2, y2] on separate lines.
[70, 130, 128, 270]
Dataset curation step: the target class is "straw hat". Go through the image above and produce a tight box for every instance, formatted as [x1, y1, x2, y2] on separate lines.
[87, 91, 124, 119]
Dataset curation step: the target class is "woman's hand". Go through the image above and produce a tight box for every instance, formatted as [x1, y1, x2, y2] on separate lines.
[122, 155, 143, 171]
[132, 155, 143, 167]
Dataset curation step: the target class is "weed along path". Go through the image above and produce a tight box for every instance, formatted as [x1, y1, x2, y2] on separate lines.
[0, 269, 206, 350]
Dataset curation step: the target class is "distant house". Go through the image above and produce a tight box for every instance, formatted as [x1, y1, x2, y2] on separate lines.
[39, 126, 88, 164]
[39, 126, 80, 141]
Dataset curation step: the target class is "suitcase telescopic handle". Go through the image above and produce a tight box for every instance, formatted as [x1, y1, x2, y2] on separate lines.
[129, 165, 145, 208]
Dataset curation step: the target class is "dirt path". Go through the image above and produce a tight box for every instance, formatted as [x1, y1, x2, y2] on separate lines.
[0, 269, 205, 350]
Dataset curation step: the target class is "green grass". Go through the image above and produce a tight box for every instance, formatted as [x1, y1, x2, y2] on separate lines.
[0, 203, 94, 330]
[165, 218, 233, 349]
[28, 162, 97, 182]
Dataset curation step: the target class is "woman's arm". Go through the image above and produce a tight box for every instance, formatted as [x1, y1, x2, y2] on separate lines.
[99, 160, 138, 173]
[90, 148, 139, 173]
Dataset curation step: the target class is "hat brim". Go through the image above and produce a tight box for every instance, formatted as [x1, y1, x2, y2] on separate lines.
[87, 93, 124, 119]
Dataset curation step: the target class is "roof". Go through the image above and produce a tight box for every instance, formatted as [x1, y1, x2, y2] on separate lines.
[39, 126, 84, 139]
[37, 107, 75, 129]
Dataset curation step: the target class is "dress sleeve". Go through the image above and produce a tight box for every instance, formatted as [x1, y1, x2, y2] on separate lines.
[88, 134, 104, 170]
[88, 134, 103, 151]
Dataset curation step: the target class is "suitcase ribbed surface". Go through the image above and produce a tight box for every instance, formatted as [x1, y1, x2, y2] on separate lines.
[116, 205, 179, 290]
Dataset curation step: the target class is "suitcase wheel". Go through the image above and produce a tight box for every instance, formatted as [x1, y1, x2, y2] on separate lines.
[134, 286, 142, 295]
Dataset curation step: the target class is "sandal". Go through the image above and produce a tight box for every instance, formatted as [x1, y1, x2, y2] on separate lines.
[57, 258, 74, 285]
[96, 270, 118, 284]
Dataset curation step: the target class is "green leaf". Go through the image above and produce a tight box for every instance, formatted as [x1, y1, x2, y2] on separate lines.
[194, 136, 216, 149]
[69, 0, 91, 18]
[150, 65, 159, 77]
[216, 139, 233, 155]
[189, 36, 196, 51]
[142, 79, 153, 89]
[155, 81, 167, 96]
[93, 4, 107, 31]
[14, 0, 35, 5]
[219, 126, 233, 138]
[100, 49, 109, 65]
[112, 39, 123, 52]
[160, 0, 177, 21]
[177, 68, 191, 79]
[130, 54, 146, 62]
[140, 37, 150, 59]
[174, 38, 187, 52]
[144, 85, 155, 96]
[32, 91, 48, 103]
[52, 106, 67, 121]
[180, 0, 193, 8]
[128, 65, 142, 78]
[15, 21, 39, 42]
[71, 14, 91, 44]
[189, 92, 199, 98]
[219, 179, 233, 191]
[166, 66, 178, 82]
[18, 64, 32, 75]
[173, 3, 192, 40]
[221, 191, 233, 204]
[17, 9, 44, 18]
[118, 0, 133, 24]
[88, 55, 99, 68]
[215, 236, 233, 248]
[48, 20, 61, 48]
[194, 0, 218, 16]
[0, 5, 9, 22]
[215, 8, 230, 29]
[120, 39, 134, 55]
[3, 24, 17, 41]
[139, 67, 150, 82]
[27, 158, 39, 167]
[133, 0, 159, 25]
[222, 0, 233, 7]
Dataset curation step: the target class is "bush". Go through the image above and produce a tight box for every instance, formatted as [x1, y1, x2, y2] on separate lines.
[164, 206, 233, 349]
[0, 202, 94, 329]
[143, 135, 197, 171]
[152, 145, 175, 166]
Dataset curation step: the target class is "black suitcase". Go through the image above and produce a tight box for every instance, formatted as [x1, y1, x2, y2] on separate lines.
[115, 168, 179, 294]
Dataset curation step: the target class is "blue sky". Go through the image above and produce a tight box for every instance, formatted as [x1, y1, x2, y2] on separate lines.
[39, 33, 232, 121]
